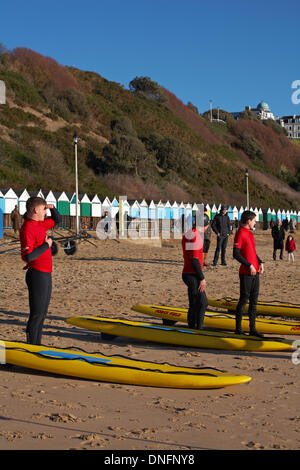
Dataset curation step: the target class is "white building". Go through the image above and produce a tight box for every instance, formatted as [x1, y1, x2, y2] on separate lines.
[278, 115, 300, 139]
[232, 101, 275, 120]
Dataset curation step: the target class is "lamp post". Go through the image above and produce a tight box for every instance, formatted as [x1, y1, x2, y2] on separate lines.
[245, 168, 249, 209]
[73, 133, 80, 236]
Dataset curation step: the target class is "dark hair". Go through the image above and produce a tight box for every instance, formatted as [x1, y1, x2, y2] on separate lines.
[192, 213, 210, 228]
[240, 210, 256, 225]
[26, 197, 46, 214]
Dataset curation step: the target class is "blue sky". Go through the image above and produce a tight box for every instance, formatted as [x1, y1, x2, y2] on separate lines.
[1, 0, 299, 116]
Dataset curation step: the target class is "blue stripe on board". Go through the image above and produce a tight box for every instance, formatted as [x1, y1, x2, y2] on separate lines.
[139, 324, 195, 334]
[39, 350, 111, 364]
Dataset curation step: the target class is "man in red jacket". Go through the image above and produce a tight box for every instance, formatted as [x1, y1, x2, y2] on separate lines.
[20, 197, 61, 345]
[233, 210, 264, 337]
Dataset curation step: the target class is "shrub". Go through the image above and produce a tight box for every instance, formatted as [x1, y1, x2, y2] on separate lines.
[238, 132, 264, 160]
[129, 76, 166, 102]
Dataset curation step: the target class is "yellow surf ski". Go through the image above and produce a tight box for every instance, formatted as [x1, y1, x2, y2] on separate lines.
[131, 304, 300, 336]
[0, 340, 251, 389]
[65, 316, 296, 352]
[207, 297, 300, 319]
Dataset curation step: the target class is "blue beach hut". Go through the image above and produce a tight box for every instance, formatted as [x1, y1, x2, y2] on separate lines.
[276, 209, 282, 222]
[149, 200, 156, 220]
[130, 200, 140, 218]
[111, 197, 119, 218]
[157, 201, 165, 219]
[171, 201, 180, 220]
[139, 199, 149, 219]
[165, 201, 172, 219]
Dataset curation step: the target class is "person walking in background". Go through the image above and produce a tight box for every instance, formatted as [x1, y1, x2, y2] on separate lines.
[271, 218, 285, 260]
[211, 205, 231, 266]
[233, 210, 264, 338]
[11, 204, 22, 236]
[20, 197, 61, 345]
[285, 235, 296, 262]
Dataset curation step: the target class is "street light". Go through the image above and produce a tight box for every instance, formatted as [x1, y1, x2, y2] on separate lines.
[245, 168, 249, 209]
[73, 133, 80, 236]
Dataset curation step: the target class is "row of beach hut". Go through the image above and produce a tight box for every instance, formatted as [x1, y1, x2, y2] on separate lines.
[0, 188, 300, 223]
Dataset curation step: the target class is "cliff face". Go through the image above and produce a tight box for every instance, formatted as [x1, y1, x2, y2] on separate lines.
[0, 47, 299, 209]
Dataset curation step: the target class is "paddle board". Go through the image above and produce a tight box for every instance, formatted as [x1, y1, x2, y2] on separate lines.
[207, 297, 300, 318]
[65, 316, 296, 352]
[0, 340, 251, 389]
[131, 304, 300, 336]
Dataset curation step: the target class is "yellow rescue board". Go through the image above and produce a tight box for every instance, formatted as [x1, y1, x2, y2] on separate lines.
[0, 340, 251, 389]
[207, 297, 300, 318]
[65, 316, 296, 352]
[131, 304, 300, 336]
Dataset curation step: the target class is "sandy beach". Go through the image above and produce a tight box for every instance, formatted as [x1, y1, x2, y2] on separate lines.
[0, 228, 299, 451]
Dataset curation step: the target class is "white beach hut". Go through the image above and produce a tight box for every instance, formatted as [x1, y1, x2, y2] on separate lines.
[91, 195, 102, 217]
[232, 206, 239, 221]
[3, 188, 18, 213]
[18, 189, 30, 215]
[101, 197, 111, 215]
[45, 190, 57, 207]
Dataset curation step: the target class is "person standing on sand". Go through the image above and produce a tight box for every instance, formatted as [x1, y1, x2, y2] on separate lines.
[271, 218, 285, 260]
[182, 214, 210, 330]
[233, 210, 264, 338]
[285, 235, 296, 262]
[20, 197, 61, 345]
[11, 204, 22, 235]
[211, 205, 231, 266]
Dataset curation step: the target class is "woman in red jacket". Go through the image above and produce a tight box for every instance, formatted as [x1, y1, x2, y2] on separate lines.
[285, 235, 296, 262]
